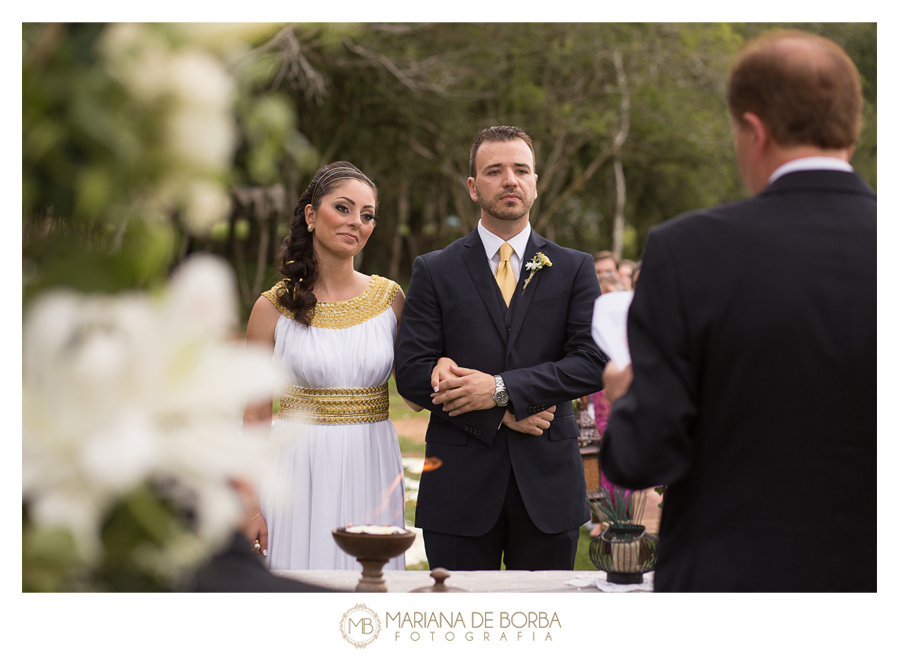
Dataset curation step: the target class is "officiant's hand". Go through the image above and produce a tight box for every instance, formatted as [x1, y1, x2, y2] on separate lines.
[431, 364, 496, 415]
[602, 361, 633, 405]
[502, 407, 556, 436]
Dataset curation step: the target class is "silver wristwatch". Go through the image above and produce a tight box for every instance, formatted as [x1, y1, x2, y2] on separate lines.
[493, 375, 509, 407]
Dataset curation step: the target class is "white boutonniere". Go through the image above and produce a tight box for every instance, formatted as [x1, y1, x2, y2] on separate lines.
[522, 252, 552, 291]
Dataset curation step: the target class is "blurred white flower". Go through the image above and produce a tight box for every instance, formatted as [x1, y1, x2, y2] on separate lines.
[171, 22, 285, 55]
[98, 23, 240, 234]
[167, 108, 237, 170]
[181, 179, 232, 234]
[99, 23, 173, 103]
[22, 254, 282, 562]
[167, 50, 235, 110]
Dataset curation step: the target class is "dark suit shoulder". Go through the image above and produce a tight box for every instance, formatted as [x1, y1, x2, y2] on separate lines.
[646, 199, 749, 245]
[649, 170, 875, 248]
[762, 169, 876, 200]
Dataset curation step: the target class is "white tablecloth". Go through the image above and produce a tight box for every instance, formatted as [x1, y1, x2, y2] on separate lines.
[274, 569, 653, 593]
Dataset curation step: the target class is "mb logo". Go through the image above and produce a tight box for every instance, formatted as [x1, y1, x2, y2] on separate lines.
[340, 604, 381, 648]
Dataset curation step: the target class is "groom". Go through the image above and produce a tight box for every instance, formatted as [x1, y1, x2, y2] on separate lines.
[395, 126, 606, 570]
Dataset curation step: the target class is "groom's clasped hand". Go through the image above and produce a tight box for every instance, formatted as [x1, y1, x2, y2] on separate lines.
[429, 357, 555, 435]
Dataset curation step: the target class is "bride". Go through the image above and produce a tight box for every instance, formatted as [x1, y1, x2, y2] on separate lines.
[243, 161, 419, 570]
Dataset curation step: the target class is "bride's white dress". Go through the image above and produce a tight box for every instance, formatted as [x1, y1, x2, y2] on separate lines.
[260, 275, 406, 570]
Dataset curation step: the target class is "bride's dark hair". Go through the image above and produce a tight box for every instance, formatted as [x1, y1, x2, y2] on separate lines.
[276, 161, 378, 325]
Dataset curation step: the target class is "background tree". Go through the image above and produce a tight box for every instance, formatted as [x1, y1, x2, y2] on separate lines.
[23, 22, 876, 323]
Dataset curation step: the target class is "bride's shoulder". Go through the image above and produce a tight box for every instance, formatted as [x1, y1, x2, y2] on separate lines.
[369, 274, 403, 301]
[368, 275, 404, 323]
[247, 292, 282, 346]
[260, 281, 293, 319]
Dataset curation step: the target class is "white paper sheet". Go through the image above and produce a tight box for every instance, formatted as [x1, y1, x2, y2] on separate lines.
[591, 291, 634, 367]
[565, 572, 654, 592]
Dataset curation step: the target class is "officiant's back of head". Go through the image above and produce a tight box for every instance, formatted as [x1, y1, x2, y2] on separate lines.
[728, 29, 863, 149]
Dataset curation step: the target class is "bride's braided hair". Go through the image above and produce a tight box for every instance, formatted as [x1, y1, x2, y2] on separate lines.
[276, 162, 378, 325]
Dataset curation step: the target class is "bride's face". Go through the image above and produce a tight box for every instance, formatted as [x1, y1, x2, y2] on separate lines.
[306, 179, 377, 259]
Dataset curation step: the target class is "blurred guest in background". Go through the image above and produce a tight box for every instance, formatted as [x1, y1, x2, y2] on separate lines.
[631, 261, 642, 289]
[618, 259, 637, 290]
[593, 250, 620, 283]
[597, 273, 623, 294]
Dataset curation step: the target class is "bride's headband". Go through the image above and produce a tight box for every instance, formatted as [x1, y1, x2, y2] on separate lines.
[311, 167, 365, 204]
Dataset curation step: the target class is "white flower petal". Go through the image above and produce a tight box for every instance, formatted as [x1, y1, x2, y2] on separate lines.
[167, 107, 237, 170]
[166, 51, 235, 109]
[183, 181, 232, 233]
[23, 255, 278, 562]
[79, 414, 159, 494]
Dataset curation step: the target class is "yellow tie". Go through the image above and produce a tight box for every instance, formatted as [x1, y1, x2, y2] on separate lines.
[495, 242, 516, 307]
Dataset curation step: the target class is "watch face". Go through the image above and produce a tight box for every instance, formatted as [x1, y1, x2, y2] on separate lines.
[494, 390, 509, 406]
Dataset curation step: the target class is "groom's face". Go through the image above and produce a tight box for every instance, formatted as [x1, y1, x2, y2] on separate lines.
[468, 138, 538, 223]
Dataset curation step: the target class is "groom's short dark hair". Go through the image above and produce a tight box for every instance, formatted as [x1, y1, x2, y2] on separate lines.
[469, 126, 535, 179]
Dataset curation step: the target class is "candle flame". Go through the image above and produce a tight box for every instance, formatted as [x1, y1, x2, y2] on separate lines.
[370, 473, 404, 521]
[421, 457, 443, 472]
[362, 458, 443, 527]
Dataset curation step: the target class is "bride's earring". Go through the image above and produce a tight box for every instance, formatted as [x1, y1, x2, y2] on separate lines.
[307, 224, 314, 233]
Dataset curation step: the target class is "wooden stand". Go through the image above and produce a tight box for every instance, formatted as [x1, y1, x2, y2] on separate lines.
[580, 443, 601, 492]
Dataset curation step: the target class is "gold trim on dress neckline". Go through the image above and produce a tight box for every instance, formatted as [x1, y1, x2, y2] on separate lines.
[262, 275, 400, 329]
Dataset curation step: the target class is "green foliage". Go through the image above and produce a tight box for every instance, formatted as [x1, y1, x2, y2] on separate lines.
[654, 485, 667, 509]
[574, 526, 599, 571]
[22, 516, 86, 592]
[23, 22, 877, 312]
[23, 217, 176, 304]
[22, 485, 203, 592]
[23, 24, 167, 224]
[588, 486, 648, 528]
[397, 434, 426, 458]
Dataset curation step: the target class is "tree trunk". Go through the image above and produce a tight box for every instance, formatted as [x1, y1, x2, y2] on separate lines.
[252, 211, 270, 298]
[611, 50, 631, 260]
[612, 155, 626, 258]
[389, 181, 410, 280]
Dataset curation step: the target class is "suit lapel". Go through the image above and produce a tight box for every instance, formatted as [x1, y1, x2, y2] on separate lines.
[507, 231, 548, 353]
[461, 230, 509, 343]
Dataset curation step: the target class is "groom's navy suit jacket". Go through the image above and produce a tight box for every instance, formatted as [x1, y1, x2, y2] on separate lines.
[395, 228, 607, 536]
[601, 170, 877, 591]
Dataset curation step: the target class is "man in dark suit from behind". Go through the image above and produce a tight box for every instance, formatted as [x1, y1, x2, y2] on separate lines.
[600, 30, 876, 591]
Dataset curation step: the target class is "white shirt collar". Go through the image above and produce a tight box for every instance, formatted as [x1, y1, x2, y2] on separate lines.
[768, 156, 853, 185]
[477, 219, 532, 263]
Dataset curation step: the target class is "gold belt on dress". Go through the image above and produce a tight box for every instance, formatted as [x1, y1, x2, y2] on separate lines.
[278, 383, 390, 425]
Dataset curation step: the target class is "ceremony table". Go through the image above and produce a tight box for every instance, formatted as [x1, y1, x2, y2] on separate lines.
[275, 569, 653, 593]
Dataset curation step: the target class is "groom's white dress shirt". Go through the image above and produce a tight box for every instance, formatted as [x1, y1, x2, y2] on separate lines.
[478, 219, 532, 281]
